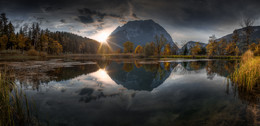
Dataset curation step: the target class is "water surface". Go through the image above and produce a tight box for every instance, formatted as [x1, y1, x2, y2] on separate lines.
[14, 59, 259, 126]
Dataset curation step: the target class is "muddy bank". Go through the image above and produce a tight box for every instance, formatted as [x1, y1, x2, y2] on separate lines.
[0, 59, 97, 89]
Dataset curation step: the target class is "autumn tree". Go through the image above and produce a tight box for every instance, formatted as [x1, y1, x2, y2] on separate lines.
[134, 45, 143, 54]
[48, 39, 63, 54]
[163, 43, 171, 55]
[39, 33, 48, 52]
[206, 41, 217, 57]
[155, 34, 167, 57]
[206, 35, 218, 57]
[123, 41, 134, 53]
[249, 42, 260, 56]
[225, 42, 237, 55]
[253, 42, 260, 56]
[17, 34, 27, 53]
[190, 42, 201, 56]
[217, 39, 227, 55]
[144, 42, 155, 56]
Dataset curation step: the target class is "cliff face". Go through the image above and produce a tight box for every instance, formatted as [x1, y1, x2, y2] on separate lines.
[107, 19, 178, 51]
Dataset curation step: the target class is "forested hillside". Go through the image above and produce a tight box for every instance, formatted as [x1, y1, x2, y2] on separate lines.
[0, 13, 100, 54]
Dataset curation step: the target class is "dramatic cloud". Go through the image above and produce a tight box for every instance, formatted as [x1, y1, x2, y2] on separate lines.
[0, 0, 260, 43]
[76, 8, 122, 24]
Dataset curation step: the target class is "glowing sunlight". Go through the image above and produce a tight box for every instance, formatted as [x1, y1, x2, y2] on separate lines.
[94, 31, 110, 43]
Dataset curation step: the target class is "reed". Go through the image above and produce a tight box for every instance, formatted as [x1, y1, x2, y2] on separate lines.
[229, 50, 260, 90]
[0, 69, 32, 126]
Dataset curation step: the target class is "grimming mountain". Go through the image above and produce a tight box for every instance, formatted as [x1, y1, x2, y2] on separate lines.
[217, 26, 260, 50]
[178, 41, 207, 55]
[107, 19, 178, 50]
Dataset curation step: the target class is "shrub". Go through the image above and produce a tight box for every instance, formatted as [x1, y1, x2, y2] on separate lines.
[27, 49, 38, 56]
[39, 52, 48, 57]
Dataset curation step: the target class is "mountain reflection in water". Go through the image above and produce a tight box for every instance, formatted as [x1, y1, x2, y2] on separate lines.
[12, 59, 260, 126]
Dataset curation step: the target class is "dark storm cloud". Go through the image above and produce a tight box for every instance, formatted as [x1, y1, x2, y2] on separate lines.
[76, 8, 122, 24]
[132, 0, 260, 29]
[76, 15, 94, 24]
[0, 0, 260, 42]
[42, 6, 61, 13]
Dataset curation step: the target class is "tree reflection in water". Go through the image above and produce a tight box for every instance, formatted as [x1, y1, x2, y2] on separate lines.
[3, 59, 260, 125]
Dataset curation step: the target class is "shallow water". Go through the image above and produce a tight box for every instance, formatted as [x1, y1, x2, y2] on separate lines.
[14, 59, 260, 126]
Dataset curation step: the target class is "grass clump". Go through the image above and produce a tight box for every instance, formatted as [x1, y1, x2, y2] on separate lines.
[0, 69, 33, 126]
[230, 50, 260, 90]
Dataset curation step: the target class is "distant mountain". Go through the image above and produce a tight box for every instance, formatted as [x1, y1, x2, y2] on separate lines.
[107, 20, 178, 51]
[178, 41, 207, 55]
[217, 26, 260, 50]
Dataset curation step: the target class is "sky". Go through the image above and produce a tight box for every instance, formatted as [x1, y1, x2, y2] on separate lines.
[0, 0, 260, 44]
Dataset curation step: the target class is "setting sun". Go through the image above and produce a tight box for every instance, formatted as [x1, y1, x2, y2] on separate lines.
[95, 32, 110, 43]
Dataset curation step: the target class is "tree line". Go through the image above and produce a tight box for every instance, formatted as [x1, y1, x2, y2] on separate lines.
[123, 34, 178, 56]
[122, 33, 259, 57]
[0, 13, 100, 55]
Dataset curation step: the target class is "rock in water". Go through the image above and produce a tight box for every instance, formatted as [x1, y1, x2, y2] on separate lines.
[107, 19, 178, 51]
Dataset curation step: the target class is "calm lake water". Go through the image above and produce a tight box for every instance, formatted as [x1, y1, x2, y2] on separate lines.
[14, 59, 260, 126]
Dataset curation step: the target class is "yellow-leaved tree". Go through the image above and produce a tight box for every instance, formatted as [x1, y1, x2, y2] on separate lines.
[225, 42, 236, 55]
[190, 42, 201, 56]
[134, 45, 143, 54]
[49, 39, 63, 54]
[163, 44, 171, 55]
[17, 34, 27, 53]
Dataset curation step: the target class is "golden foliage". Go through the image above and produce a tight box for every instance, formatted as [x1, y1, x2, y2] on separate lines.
[225, 42, 237, 55]
[134, 45, 143, 54]
[206, 41, 217, 56]
[163, 44, 171, 55]
[191, 42, 201, 55]
[230, 50, 260, 90]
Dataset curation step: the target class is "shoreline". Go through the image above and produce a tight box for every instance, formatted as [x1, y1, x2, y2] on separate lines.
[0, 53, 241, 61]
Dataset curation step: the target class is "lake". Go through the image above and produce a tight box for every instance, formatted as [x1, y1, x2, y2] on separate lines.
[6, 59, 260, 126]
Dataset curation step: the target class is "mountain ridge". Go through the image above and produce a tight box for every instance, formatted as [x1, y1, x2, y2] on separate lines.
[107, 19, 179, 51]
